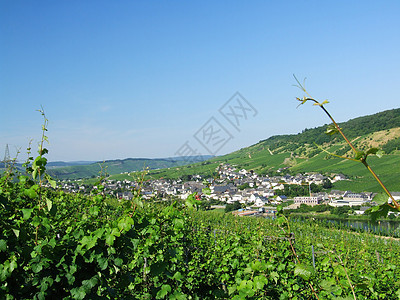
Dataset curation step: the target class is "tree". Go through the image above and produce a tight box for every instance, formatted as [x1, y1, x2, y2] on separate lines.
[310, 183, 322, 193]
[199, 200, 212, 211]
[322, 178, 333, 189]
[238, 182, 250, 190]
[225, 201, 242, 213]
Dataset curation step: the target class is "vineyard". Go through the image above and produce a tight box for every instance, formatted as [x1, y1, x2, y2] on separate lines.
[1, 172, 400, 299]
[2, 110, 400, 299]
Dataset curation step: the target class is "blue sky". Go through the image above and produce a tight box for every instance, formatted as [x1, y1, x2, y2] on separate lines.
[1, 1, 399, 162]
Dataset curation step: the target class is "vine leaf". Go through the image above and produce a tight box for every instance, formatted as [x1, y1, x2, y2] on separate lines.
[366, 203, 398, 223]
[0, 239, 6, 251]
[22, 208, 34, 220]
[46, 198, 53, 211]
[117, 216, 134, 232]
[157, 284, 171, 298]
[320, 278, 341, 294]
[24, 185, 39, 199]
[45, 174, 56, 188]
[296, 97, 309, 107]
[366, 147, 379, 155]
[12, 228, 20, 238]
[185, 193, 201, 210]
[313, 100, 329, 107]
[202, 187, 211, 195]
[294, 263, 314, 281]
[354, 151, 365, 160]
[276, 216, 286, 226]
[365, 147, 384, 159]
[325, 124, 340, 135]
[373, 192, 388, 205]
[376, 150, 384, 158]
[353, 148, 384, 161]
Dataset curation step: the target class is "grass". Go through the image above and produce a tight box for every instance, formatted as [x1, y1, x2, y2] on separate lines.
[291, 151, 400, 192]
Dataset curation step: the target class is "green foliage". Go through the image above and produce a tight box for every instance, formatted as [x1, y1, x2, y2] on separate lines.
[225, 201, 242, 212]
[322, 178, 333, 189]
[331, 206, 351, 217]
[382, 136, 400, 154]
[276, 184, 308, 198]
[238, 182, 251, 190]
[339, 108, 400, 139]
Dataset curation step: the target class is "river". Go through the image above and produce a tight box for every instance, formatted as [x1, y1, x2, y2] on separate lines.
[293, 216, 400, 237]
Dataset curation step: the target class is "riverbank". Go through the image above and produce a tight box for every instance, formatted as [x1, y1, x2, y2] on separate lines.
[287, 211, 398, 223]
[288, 212, 400, 237]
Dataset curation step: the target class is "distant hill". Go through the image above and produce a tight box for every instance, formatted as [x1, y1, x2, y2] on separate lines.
[148, 108, 400, 192]
[47, 161, 97, 168]
[46, 156, 213, 180]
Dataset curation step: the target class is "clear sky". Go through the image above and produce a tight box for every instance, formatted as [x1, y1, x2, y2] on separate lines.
[1, 1, 399, 162]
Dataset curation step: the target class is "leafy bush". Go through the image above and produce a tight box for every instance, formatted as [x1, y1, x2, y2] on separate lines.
[382, 137, 400, 154]
[225, 201, 241, 212]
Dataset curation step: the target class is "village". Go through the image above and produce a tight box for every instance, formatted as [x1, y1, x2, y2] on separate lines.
[55, 163, 400, 213]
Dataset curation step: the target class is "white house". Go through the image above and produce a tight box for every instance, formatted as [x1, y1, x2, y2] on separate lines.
[294, 195, 323, 206]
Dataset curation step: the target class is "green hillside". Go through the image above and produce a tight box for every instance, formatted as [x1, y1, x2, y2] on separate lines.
[46, 156, 211, 180]
[148, 108, 400, 192]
